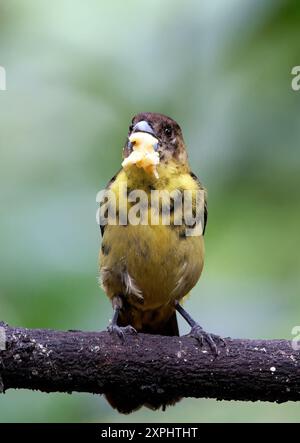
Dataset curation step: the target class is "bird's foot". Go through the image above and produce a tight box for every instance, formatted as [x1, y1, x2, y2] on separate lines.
[107, 324, 137, 342]
[187, 323, 226, 357]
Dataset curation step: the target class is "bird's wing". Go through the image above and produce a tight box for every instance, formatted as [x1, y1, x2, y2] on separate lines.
[99, 169, 121, 237]
[190, 171, 208, 235]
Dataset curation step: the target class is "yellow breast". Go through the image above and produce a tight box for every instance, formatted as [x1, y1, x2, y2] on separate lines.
[101, 223, 204, 309]
[99, 162, 205, 310]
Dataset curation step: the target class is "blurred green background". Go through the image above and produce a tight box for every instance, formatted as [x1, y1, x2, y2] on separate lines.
[0, 0, 300, 423]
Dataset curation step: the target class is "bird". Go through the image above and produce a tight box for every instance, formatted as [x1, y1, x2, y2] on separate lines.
[99, 112, 224, 412]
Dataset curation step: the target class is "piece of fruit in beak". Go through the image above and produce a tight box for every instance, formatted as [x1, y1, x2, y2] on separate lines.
[122, 132, 160, 179]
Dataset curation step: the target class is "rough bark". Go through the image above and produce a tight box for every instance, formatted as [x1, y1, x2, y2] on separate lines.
[0, 322, 299, 411]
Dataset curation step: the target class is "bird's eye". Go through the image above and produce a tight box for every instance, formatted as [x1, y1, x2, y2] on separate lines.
[164, 125, 172, 137]
[129, 124, 134, 133]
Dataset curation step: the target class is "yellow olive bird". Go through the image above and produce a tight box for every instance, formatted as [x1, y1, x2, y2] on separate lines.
[99, 113, 224, 409]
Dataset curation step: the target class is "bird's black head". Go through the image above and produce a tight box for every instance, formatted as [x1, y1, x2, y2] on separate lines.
[123, 112, 187, 165]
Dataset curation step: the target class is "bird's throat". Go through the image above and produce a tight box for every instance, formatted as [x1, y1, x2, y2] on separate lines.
[123, 161, 188, 191]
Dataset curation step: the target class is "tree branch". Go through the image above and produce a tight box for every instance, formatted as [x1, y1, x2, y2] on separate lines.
[0, 321, 299, 412]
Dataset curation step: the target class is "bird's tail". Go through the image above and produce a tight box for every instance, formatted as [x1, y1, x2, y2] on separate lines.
[138, 311, 179, 336]
[105, 312, 180, 414]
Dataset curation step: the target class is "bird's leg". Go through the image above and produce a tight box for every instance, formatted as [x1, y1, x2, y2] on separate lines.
[175, 301, 226, 356]
[107, 295, 137, 341]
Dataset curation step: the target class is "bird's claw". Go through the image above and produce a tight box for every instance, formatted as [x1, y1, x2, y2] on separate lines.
[187, 324, 226, 357]
[107, 324, 137, 342]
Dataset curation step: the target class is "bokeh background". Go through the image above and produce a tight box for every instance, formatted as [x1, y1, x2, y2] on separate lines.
[0, 0, 300, 423]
